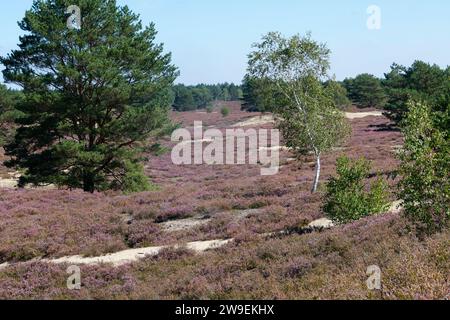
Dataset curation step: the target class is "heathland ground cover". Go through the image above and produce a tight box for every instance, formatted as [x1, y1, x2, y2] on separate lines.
[2, 102, 447, 299]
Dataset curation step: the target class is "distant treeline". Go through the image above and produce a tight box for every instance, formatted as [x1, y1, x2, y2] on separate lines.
[241, 75, 352, 113]
[0, 84, 23, 145]
[172, 83, 243, 111]
[241, 60, 450, 128]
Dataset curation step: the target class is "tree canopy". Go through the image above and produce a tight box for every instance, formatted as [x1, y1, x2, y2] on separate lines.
[0, 85, 24, 145]
[241, 75, 279, 113]
[383, 61, 450, 132]
[171, 83, 242, 111]
[398, 101, 449, 234]
[247, 32, 350, 193]
[324, 80, 351, 110]
[1, 0, 178, 193]
[343, 73, 386, 108]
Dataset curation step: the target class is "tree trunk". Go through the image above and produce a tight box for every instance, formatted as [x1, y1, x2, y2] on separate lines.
[312, 153, 321, 193]
[83, 173, 95, 193]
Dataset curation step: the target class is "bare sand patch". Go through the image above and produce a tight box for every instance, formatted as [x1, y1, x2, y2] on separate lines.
[258, 145, 290, 152]
[0, 176, 56, 190]
[231, 115, 275, 127]
[0, 178, 18, 189]
[162, 209, 264, 233]
[161, 216, 211, 232]
[345, 111, 383, 119]
[0, 201, 403, 270]
[44, 239, 233, 267]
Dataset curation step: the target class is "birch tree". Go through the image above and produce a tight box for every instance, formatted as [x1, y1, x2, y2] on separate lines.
[247, 32, 350, 192]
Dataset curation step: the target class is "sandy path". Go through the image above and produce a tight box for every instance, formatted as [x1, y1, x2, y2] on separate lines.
[231, 115, 276, 127]
[231, 111, 384, 128]
[0, 202, 400, 270]
[345, 111, 384, 119]
[0, 178, 18, 188]
[46, 239, 233, 267]
[0, 239, 233, 270]
[0, 202, 403, 270]
[0, 217, 334, 269]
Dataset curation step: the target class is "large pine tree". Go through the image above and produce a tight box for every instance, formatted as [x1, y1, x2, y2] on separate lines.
[1, 0, 178, 193]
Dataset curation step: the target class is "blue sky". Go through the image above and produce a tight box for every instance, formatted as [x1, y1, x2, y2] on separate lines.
[1, 0, 449, 85]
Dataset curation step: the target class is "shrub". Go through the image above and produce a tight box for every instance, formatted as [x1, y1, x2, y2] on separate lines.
[324, 80, 351, 110]
[206, 105, 214, 113]
[323, 156, 390, 223]
[382, 61, 450, 129]
[343, 74, 387, 108]
[220, 106, 230, 117]
[398, 101, 450, 235]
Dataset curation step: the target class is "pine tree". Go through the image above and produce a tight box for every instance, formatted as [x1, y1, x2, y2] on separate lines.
[1, 0, 178, 193]
[343, 74, 386, 108]
[0, 85, 23, 146]
[383, 61, 450, 132]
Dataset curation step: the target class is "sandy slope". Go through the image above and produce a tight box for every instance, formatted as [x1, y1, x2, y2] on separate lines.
[231, 111, 384, 128]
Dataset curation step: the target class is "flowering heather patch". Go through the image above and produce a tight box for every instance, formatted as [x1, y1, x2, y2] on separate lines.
[0, 213, 448, 300]
[0, 131, 446, 300]
[0, 111, 404, 260]
[0, 189, 128, 262]
[171, 101, 254, 128]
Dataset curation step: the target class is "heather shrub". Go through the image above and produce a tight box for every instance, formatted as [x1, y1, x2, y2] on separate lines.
[323, 156, 390, 223]
[283, 256, 315, 278]
[126, 221, 161, 247]
[150, 247, 195, 261]
[398, 101, 450, 235]
[155, 204, 195, 223]
[220, 106, 230, 117]
[1, 215, 449, 300]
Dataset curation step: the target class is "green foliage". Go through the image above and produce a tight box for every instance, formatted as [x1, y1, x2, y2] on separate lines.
[383, 61, 450, 131]
[324, 80, 351, 110]
[246, 32, 351, 192]
[323, 156, 390, 224]
[276, 78, 351, 157]
[241, 75, 280, 112]
[0, 85, 24, 146]
[398, 101, 450, 235]
[147, 143, 170, 157]
[114, 161, 152, 194]
[343, 74, 386, 108]
[220, 106, 230, 117]
[206, 105, 214, 113]
[1, 0, 178, 193]
[172, 85, 195, 111]
[172, 83, 242, 111]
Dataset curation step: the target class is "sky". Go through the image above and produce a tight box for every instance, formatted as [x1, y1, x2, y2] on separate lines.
[1, 0, 450, 85]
